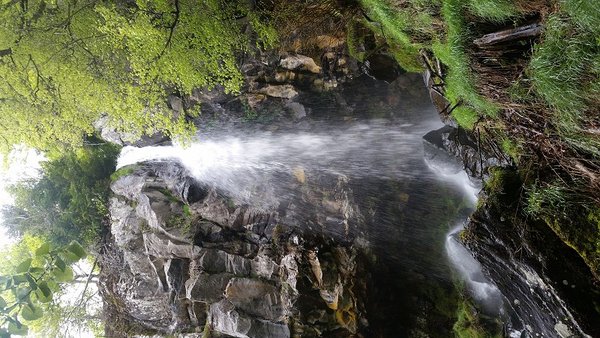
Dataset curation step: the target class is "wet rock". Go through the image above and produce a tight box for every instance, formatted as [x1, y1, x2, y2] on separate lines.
[191, 85, 230, 104]
[463, 169, 600, 337]
[292, 166, 306, 183]
[225, 278, 285, 321]
[168, 95, 184, 113]
[258, 84, 299, 99]
[285, 101, 307, 120]
[279, 54, 321, 74]
[196, 248, 252, 275]
[365, 54, 402, 83]
[315, 35, 345, 49]
[274, 71, 296, 83]
[245, 93, 266, 109]
[423, 125, 506, 181]
[208, 300, 290, 338]
[94, 115, 169, 146]
[186, 272, 232, 302]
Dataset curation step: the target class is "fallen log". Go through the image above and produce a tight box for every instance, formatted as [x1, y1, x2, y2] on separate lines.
[474, 23, 543, 47]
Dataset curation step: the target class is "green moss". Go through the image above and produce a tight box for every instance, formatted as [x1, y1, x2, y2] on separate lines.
[183, 204, 192, 217]
[110, 166, 135, 182]
[484, 167, 507, 193]
[452, 106, 479, 129]
[359, 0, 437, 72]
[390, 42, 424, 73]
[346, 21, 366, 62]
[166, 214, 193, 234]
[452, 298, 502, 338]
[500, 137, 522, 163]
[525, 181, 600, 276]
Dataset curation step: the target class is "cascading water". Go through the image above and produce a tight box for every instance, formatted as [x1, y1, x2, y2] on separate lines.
[114, 74, 593, 336]
[118, 121, 442, 209]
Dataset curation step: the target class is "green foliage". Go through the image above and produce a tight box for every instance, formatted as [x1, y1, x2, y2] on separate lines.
[525, 182, 569, 218]
[432, 0, 500, 128]
[0, 241, 86, 337]
[0, 0, 274, 153]
[561, 0, 600, 36]
[346, 21, 366, 62]
[183, 204, 192, 217]
[525, 180, 600, 274]
[529, 11, 600, 155]
[1, 141, 119, 246]
[466, 0, 521, 23]
[359, 0, 438, 72]
[451, 106, 479, 130]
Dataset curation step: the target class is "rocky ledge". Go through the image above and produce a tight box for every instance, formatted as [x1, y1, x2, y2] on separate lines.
[100, 161, 369, 337]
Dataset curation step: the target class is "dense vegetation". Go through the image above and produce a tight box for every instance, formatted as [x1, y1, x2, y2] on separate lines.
[0, 0, 275, 153]
[0, 0, 598, 336]
[2, 140, 119, 247]
[0, 236, 89, 337]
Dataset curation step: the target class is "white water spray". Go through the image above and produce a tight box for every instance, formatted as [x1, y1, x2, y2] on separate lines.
[118, 121, 438, 204]
[424, 157, 505, 315]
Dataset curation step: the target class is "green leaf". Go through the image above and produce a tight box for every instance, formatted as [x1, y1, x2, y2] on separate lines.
[21, 303, 44, 321]
[8, 321, 28, 335]
[25, 274, 37, 291]
[60, 251, 79, 264]
[67, 241, 87, 259]
[12, 274, 27, 285]
[0, 328, 10, 338]
[15, 259, 32, 273]
[55, 256, 66, 272]
[34, 282, 53, 303]
[16, 287, 30, 302]
[52, 266, 73, 282]
[28, 267, 44, 274]
[35, 243, 50, 256]
[46, 280, 59, 293]
[0, 295, 6, 309]
[37, 281, 52, 298]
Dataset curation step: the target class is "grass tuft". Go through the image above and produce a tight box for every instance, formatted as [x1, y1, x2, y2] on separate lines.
[466, 0, 521, 23]
[529, 13, 600, 155]
[561, 0, 600, 36]
[432, 0, 500, 129]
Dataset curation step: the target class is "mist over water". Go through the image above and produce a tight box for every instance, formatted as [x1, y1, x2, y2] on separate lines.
[118, 120, 442, 205]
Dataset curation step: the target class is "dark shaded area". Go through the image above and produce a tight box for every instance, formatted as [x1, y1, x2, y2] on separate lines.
[464, 168, 600, 336]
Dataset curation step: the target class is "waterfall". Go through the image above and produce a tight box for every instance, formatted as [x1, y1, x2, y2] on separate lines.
[117, 121, 440, 206]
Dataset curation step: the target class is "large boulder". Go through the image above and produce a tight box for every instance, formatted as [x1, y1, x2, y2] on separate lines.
[101, 161, 368, 337]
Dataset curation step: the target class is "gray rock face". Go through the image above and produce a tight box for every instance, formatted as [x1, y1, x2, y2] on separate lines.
[423, 125, 508, 181]
[94, 115, 170, 147]
[101, 161, 367, 337]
